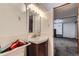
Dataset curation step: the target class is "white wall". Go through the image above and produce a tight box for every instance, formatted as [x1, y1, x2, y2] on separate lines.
[63, 23, 76, 38]
[45, 10, 54, 56]
[54, 23, 62, 35]
[0, 3, 28, 51]
[0, 3, 27, 36]
[41, 17, 48, 35]
[54, 22, 77, 38]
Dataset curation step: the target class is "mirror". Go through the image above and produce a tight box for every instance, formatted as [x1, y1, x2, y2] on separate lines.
[27, 7, 41, 35]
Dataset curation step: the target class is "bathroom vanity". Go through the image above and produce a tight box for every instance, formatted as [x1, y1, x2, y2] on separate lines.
[27, 36, 48, 56]
[26, 4, 48, 56]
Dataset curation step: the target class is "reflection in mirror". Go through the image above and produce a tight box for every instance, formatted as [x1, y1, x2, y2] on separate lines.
[29, 15, 33, 33]
[27, 4, 41, 36]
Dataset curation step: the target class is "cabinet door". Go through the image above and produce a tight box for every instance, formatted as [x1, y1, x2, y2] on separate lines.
[27, 41, 48, 56]
[27, 43, 36, 56]
[38, 41, 48, 56]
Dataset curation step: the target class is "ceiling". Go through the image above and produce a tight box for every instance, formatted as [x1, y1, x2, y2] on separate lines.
[25, 3, 66, 12]
[37, 3, 65, 11]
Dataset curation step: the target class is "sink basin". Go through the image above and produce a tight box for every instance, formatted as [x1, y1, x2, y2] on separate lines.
[28, 36, 48, 44]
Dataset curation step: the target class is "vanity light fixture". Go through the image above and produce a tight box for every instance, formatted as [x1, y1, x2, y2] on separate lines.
[27, 4, 46, 18]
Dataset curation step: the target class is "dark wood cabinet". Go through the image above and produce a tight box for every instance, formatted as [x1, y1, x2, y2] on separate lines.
[27, 41, 48, 56]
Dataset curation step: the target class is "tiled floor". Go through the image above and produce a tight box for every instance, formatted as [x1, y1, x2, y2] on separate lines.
[54, 38, 77, 56]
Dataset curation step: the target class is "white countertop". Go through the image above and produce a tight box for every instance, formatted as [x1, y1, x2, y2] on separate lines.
[27, 36, 48, 44]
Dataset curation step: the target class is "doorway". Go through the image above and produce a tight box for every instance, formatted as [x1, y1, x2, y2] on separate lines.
[53, 3, 78, 56]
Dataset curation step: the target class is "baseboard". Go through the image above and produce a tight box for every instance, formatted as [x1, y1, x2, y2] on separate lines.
[55, 36, 77, 42]
[62, 37, 76, 39]
[55, 34, 63, 38]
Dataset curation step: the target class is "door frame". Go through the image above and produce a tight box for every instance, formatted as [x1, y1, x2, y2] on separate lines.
[53, 3, 78, 55]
